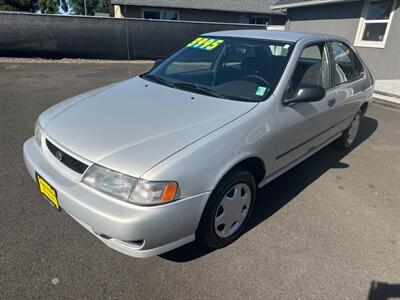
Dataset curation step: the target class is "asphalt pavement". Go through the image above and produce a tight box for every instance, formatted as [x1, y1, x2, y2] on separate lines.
[0, 61, 399, 299]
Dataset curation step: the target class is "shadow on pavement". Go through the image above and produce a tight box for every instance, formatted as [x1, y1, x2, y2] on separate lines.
[368, 281, 400, 300]
[160, 116, 378, 262]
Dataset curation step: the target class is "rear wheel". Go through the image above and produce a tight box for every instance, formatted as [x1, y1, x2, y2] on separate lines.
[333, 110, 362, 149]
[196, 170, 256, 249]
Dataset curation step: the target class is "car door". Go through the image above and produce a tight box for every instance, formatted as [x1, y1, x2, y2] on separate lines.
[328, 41, 371, 135]
[273, 42, 338, 170]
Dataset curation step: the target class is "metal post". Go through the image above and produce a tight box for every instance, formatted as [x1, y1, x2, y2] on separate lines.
[84, 0, 87, 15]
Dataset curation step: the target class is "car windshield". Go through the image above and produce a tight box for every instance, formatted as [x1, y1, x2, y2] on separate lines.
[141, 36, 293, 102]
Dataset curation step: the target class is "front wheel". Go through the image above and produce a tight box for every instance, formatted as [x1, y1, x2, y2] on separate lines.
[333, 110, 362, 149]
[196, 170, 256, 249]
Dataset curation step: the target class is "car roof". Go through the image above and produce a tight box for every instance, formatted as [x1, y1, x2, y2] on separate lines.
[203, 30, 344, 43]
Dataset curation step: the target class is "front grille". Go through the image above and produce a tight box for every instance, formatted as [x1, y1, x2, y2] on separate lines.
[46, 139, 88, 174]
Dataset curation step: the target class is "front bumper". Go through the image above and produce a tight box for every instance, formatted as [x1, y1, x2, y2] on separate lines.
[23, 137, 210, 257]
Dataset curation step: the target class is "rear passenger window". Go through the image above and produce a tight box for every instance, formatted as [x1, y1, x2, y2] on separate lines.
[286, 43, 330, 99]
[330, 42, 364, 86]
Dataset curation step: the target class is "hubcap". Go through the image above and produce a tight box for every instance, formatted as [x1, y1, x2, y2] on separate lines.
[347, 114, 360, 145]
[214, 183, 252, 238]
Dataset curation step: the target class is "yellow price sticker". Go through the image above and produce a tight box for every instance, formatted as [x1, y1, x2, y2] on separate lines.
[186, 37, 224, 51]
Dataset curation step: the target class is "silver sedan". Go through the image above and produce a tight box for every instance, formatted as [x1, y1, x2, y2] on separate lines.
[23, 30, 374, 257]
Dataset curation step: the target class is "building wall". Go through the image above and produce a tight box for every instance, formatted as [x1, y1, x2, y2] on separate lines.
[122, 5, 286, 25]
[124, 6, 142, 18]
[271, 14, 287, 25]
[286, 1, 400, 79]
[180, 8, 240, 23]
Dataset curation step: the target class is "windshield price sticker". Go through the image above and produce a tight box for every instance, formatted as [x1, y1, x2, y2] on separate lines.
[186, 37, 224, 51]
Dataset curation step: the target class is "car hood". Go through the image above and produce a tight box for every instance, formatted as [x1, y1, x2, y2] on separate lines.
[44, 77, 257, 177]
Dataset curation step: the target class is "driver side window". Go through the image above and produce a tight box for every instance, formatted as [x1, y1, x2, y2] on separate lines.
[286, 43, 330, 99]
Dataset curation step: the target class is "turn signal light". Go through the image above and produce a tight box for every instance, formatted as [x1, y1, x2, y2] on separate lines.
[161, 182, 178, 202]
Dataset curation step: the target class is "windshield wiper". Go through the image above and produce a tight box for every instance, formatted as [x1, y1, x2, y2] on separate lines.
[173, 82, 225, 99]
[141, 74, 176, 88]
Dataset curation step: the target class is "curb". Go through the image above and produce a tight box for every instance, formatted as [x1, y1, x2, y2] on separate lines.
[372, 97, 400, 110]
[374, 90, 400, 100]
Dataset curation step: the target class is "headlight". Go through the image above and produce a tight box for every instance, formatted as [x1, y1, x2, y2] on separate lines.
[34, 119, 43, 149]
[82, 164, 178, 205]
[82, 164, 137, 201]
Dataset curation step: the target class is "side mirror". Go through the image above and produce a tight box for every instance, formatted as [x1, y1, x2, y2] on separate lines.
[284, 84, 326, 105]
[154, 59, 163, 67]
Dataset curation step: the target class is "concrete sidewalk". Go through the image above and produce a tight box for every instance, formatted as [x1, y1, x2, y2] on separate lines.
[374, 80, 400, 108]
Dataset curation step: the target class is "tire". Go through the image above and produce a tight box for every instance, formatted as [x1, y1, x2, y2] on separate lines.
[333, 110, 362, 149]
[196, 170, 256, 249]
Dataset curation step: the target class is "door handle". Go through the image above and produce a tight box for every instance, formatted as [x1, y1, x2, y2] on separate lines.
[327, 98, 336, 107]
